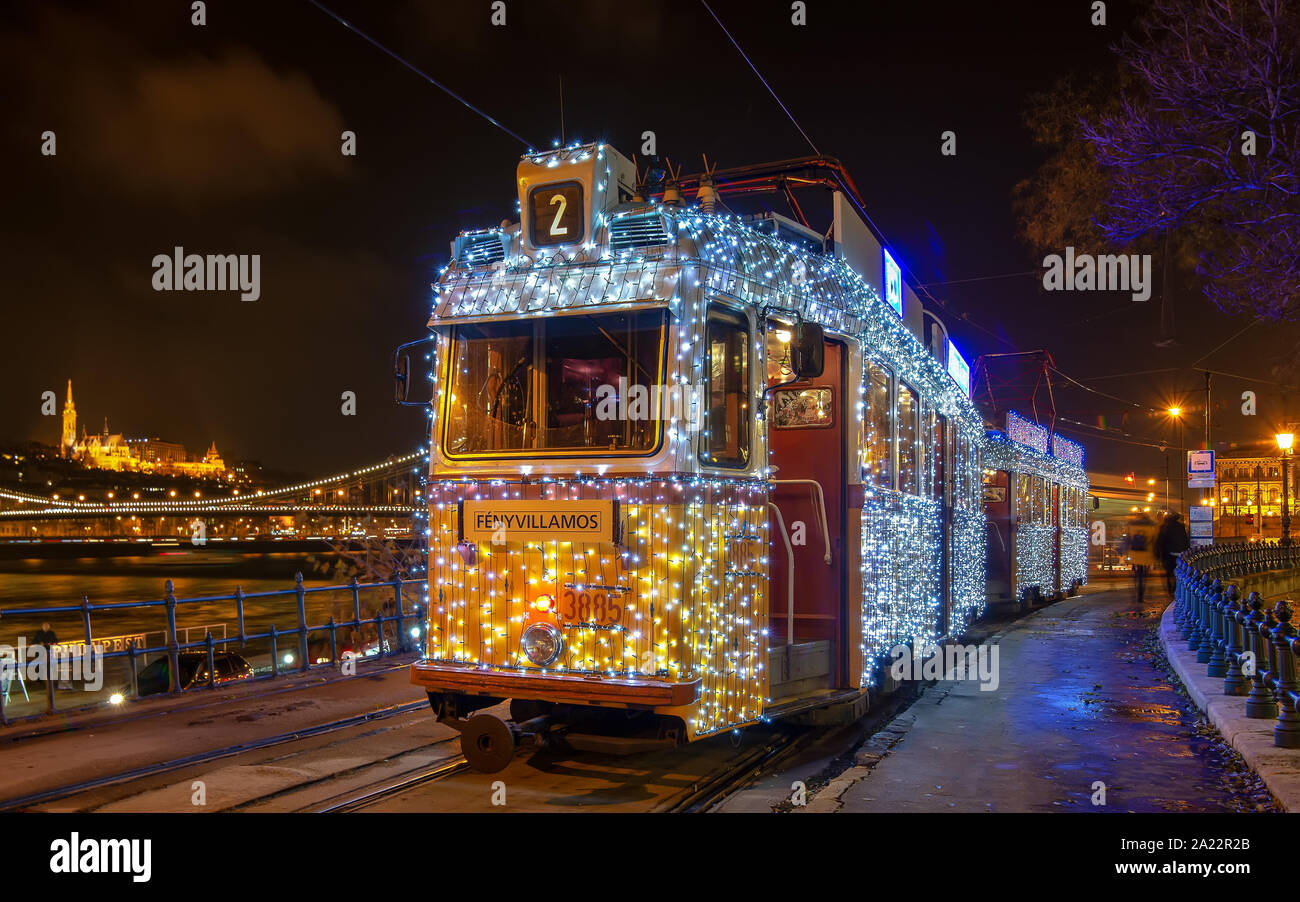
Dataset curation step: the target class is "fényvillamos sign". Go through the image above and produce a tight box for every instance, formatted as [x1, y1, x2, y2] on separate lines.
[459, 500, 618, 544]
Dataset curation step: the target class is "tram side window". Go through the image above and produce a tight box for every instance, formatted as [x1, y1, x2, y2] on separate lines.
[931, 410, 945, 502]
[954, 425, 974, 509]
[701, 307, 750, 468]
[864, 362, 893, 488]
[952, 425, 965, 506]
[897, 383, 919, 493]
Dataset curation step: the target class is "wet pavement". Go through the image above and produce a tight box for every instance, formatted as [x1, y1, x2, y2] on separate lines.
[828, 586, 1279, 813]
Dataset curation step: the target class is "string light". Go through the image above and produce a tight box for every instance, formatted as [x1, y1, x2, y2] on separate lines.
[983, 429, 1089, 599]
[419, 140, 991, 735]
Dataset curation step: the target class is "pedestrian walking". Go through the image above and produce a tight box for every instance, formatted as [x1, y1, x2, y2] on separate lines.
[1156, 512, 1190, 594]
[1123, 513, 1159, 603]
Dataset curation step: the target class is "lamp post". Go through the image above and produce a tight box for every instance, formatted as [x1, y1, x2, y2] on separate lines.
[1277, 432, 1294, 545]
[1168, 407, 1183, 517]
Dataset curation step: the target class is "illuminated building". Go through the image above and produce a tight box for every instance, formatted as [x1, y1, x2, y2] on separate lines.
[61, 381, 229, 479]
[1216, 448, 1295, 539]
[61, 379, 76, 459]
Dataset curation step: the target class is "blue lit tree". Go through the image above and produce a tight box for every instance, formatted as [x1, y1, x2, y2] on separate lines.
[1082, 0, 1300, 320]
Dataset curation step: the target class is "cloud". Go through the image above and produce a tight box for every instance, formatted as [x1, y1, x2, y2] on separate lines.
[4, 6, 347, 203]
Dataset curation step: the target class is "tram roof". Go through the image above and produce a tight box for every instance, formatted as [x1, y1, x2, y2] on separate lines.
[430, 202, 981, 425]
[984, 429, 1089, 489]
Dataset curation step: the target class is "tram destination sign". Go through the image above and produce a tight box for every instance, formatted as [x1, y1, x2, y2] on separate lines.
[459, 499, 619, 544]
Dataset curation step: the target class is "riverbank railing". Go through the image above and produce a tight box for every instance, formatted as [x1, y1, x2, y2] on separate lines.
[1173, 540, 1300, 748]
[0, 572, 427, 725]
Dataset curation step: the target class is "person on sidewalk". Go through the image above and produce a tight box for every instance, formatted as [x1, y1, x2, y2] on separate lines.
[1123, 513, 1159, 602]
[1156, 512, 1190, 594]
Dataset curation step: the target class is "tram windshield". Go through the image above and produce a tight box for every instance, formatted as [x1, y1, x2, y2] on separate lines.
[443, 309, 665, 456]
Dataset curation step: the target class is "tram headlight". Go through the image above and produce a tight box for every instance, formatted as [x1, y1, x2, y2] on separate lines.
[520, 622, 564, 667]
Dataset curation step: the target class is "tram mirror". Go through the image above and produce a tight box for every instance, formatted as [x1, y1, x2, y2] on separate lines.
[1091, 494, 1100, 510]
[791, 322, 824, 378]
[394, 353, 411, 403]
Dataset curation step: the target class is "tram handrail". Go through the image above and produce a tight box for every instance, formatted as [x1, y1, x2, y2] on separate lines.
[768, 502, 795, 647]
[771, 479, 832, 565]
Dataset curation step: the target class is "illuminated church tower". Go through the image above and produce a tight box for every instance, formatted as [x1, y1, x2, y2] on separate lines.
[62, 379, 77, 459]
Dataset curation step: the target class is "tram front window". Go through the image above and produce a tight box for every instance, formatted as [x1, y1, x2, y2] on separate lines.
[443, 310, 665, 456]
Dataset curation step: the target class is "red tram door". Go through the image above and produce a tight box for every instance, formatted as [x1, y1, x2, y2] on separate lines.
[767, 337, 846, 694]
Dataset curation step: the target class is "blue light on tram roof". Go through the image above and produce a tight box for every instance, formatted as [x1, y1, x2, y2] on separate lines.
[946, 340, 970, 397]
[883, 248, 902, 317]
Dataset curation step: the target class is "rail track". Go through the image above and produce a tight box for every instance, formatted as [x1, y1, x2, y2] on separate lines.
[0, 698, 431, 812]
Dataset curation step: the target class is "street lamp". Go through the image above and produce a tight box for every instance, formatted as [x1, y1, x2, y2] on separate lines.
[1277, 432, 1294, 545]
[1166, 407, 1184, 516]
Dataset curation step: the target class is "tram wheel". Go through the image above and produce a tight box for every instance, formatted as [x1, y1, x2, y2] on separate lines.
[460, 713, 515, 773]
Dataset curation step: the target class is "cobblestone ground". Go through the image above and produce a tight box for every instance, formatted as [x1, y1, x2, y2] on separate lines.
[824, 586, 1280, 813]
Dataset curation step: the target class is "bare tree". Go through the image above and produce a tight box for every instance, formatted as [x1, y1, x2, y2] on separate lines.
[1082, 0, 1300, 319]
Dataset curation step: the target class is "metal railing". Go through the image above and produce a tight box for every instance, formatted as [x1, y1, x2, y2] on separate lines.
[0, 572, 427, 725]
[1173, 540, 1300, 747]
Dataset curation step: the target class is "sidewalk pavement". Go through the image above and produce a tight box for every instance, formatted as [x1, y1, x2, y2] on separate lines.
[1158, 603, 1300, 811]
[793, 588, 1266, 812]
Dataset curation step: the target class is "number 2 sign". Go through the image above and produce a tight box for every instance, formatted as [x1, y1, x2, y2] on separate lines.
[530, 181, 584, 247]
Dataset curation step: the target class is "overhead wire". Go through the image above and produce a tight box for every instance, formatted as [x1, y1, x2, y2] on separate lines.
[699, 0, 821, 156]
[306, 0, 536, 149]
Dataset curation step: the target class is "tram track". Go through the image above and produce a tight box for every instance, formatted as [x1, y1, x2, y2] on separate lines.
[0, 698, 431, 812]
[658, 727, 809, 813]
[309, 754, 471, 813]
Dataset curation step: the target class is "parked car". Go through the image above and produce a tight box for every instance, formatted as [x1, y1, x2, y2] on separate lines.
[127, 651, 254, 697]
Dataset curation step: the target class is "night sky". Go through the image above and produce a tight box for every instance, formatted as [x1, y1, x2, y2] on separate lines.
[3, 0, 1295, 477]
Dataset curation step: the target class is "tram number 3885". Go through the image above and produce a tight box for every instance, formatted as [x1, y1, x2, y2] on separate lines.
[556, 588, 622, 627]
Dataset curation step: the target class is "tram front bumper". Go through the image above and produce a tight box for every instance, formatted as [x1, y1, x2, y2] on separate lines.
[410, 660, 701, 709]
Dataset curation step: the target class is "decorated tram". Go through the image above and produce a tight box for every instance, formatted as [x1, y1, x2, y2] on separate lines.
[982, 412, 1090, 604]
[395, 141, 1075, 772]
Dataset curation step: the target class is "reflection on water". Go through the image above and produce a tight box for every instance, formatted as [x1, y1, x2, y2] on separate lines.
[0, 552, 337, 608]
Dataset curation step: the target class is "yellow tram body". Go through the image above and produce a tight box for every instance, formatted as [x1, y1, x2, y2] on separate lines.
[407, 142, 988, 767]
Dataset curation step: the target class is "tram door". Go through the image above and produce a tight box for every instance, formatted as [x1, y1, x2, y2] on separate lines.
[767, 333, 846, 696]
[984, 470, 1014, 601]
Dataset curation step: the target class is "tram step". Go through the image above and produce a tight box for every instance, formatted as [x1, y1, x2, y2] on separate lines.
[768, 640, 832, 700]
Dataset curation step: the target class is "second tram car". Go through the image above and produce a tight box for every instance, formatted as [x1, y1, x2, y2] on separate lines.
[982, 412, 1090, 605]
[396, 141, 1078, 771]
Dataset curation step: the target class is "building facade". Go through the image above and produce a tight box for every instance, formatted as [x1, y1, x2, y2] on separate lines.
[1215, 450, 1296, 540]
[60, 381, 230, 480]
